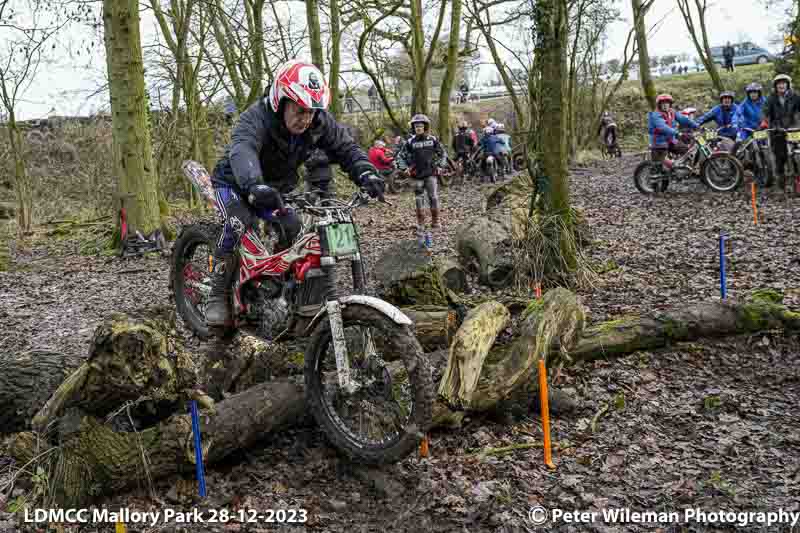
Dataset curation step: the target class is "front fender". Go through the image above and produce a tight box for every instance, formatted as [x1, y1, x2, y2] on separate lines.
[304, 295, 413, 334]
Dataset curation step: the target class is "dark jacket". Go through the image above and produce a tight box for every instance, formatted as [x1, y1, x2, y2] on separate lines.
[212, 98, 375, 193]
[761, 90, 800, 129]
[396, 133, 445, 178]
[304, 149, 333, 185]
[452, 130, 475, 154]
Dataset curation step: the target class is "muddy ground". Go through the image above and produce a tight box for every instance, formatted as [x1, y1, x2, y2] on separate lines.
[1, 156, 799, 532]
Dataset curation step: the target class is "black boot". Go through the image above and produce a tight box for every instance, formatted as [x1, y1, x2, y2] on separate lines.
[205, 253, 233, 327]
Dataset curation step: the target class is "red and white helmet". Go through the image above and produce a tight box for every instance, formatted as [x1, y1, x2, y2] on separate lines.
[267, 60, 330, 113]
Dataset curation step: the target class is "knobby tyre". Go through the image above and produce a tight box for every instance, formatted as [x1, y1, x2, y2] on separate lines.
[304, 304, 433, 464]
[701, 152, 744, 192]
[633, 161, 669, 194]
[169, 222, 220, 338]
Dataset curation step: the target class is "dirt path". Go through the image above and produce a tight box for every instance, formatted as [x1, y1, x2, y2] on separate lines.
[1, 158, 799, 532]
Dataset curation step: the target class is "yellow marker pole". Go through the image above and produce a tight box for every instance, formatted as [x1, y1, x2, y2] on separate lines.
[751, 182, 758, 225]
[538, 359, 555, 469]
[115, 521, 127, 533]
[208, 254, 213, 273]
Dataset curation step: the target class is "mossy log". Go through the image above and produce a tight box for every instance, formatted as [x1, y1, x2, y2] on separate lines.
[437, 301, 511, 409]
[9, 310, 287, 435]
[10, 380, 306, 507]
[471, 289, 586, 411]
[401, 305, 459, 351]
[0, 350, 85, 433]
[570, 295, 800, 362]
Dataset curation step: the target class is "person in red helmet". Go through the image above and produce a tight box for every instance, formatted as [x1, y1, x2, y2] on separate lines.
[205, 60, 385, 328]
[647, 93, 699, 169]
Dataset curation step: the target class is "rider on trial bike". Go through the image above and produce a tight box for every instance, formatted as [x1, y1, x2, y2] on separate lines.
[647, 93, 699, 170]
[205, 60, 385, 328]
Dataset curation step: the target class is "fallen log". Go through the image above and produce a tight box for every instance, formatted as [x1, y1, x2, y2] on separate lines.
[5, 309, 288, 435]
[10, 380, 306, 508]
[570, 294, 800, 362]
[6, 291, 799, 508]
[401, 305, 459, 351]
[471, 289, 586, 411]
[0, 349, 84, 433]
[438, 301, 511, 409]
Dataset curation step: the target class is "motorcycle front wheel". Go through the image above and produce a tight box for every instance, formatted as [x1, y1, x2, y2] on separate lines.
[304, 303, 433, 464]
[701, 152, 744, 192]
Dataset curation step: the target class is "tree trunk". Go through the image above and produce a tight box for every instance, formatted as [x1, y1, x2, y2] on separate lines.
[103, 0, 162, 236]
[6, 292, 799, 506]
[372, 239, 450, 306]
[454, 211, 512, 286]
[305, 0, 325, 74]
[438, 0, 462, 147]
[410, 0, 428, 115]
[5, 112, 32, 234]
[631, 0, 657, 110]
[0, 201, 13, 270]
[328, 0, 342, 117]
[532, 0, 576, 272]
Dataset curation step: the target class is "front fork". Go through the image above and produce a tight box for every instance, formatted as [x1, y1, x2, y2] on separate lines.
[324, 253, 376, 395]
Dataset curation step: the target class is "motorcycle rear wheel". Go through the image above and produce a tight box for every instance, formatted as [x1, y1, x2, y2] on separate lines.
[169, 222, 220, 338]
[633, 161, 669, 194]
[304, 303, 433, 464]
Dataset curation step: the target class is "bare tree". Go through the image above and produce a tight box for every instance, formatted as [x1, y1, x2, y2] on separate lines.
[437, 0, 462, 146]
[676, 0, 723, 92]
[0, 0, 73, 234]
[631, 0, 656, 109]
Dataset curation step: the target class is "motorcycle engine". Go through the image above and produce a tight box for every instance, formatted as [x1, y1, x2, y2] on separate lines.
[673, 166, 692, 179]
[243, 279, 289, 339]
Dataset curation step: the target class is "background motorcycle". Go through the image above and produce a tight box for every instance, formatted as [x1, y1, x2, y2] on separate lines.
[633, 128, 744, 194]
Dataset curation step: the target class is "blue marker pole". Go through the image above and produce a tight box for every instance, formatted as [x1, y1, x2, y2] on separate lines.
[719, 232, 728, 299]
[190, 400, 207, 498]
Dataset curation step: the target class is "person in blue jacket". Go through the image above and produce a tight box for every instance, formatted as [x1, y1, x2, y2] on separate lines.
[648, 93, 699, 170]
[732, 82, 767, 141]
[697, 91, 739, 141]
[479, 126, 501, 177]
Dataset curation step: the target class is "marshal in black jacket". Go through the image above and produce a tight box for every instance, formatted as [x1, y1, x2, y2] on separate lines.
[212, 98, 375, 193]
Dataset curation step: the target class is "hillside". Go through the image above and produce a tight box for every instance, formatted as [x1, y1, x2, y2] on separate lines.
[440, 63, 777, 152]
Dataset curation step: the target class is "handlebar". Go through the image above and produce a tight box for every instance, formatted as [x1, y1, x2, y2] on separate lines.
[280, 188, 392, 216]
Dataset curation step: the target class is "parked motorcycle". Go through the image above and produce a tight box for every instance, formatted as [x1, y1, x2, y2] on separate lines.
[633, 128, 744, 194]
[171, 160, 433, 464]
[732, 127, 776, 187]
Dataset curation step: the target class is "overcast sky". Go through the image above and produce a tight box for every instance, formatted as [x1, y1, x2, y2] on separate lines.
[8, 0, 791, 120]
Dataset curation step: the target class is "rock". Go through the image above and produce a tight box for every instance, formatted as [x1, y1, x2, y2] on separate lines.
[437, 257, 469, 294]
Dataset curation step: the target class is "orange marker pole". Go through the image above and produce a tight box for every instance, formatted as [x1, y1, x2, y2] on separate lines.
[419, 435, 429, 457]
[538, 359, 555, 469]
[751, 182, 758, 225]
